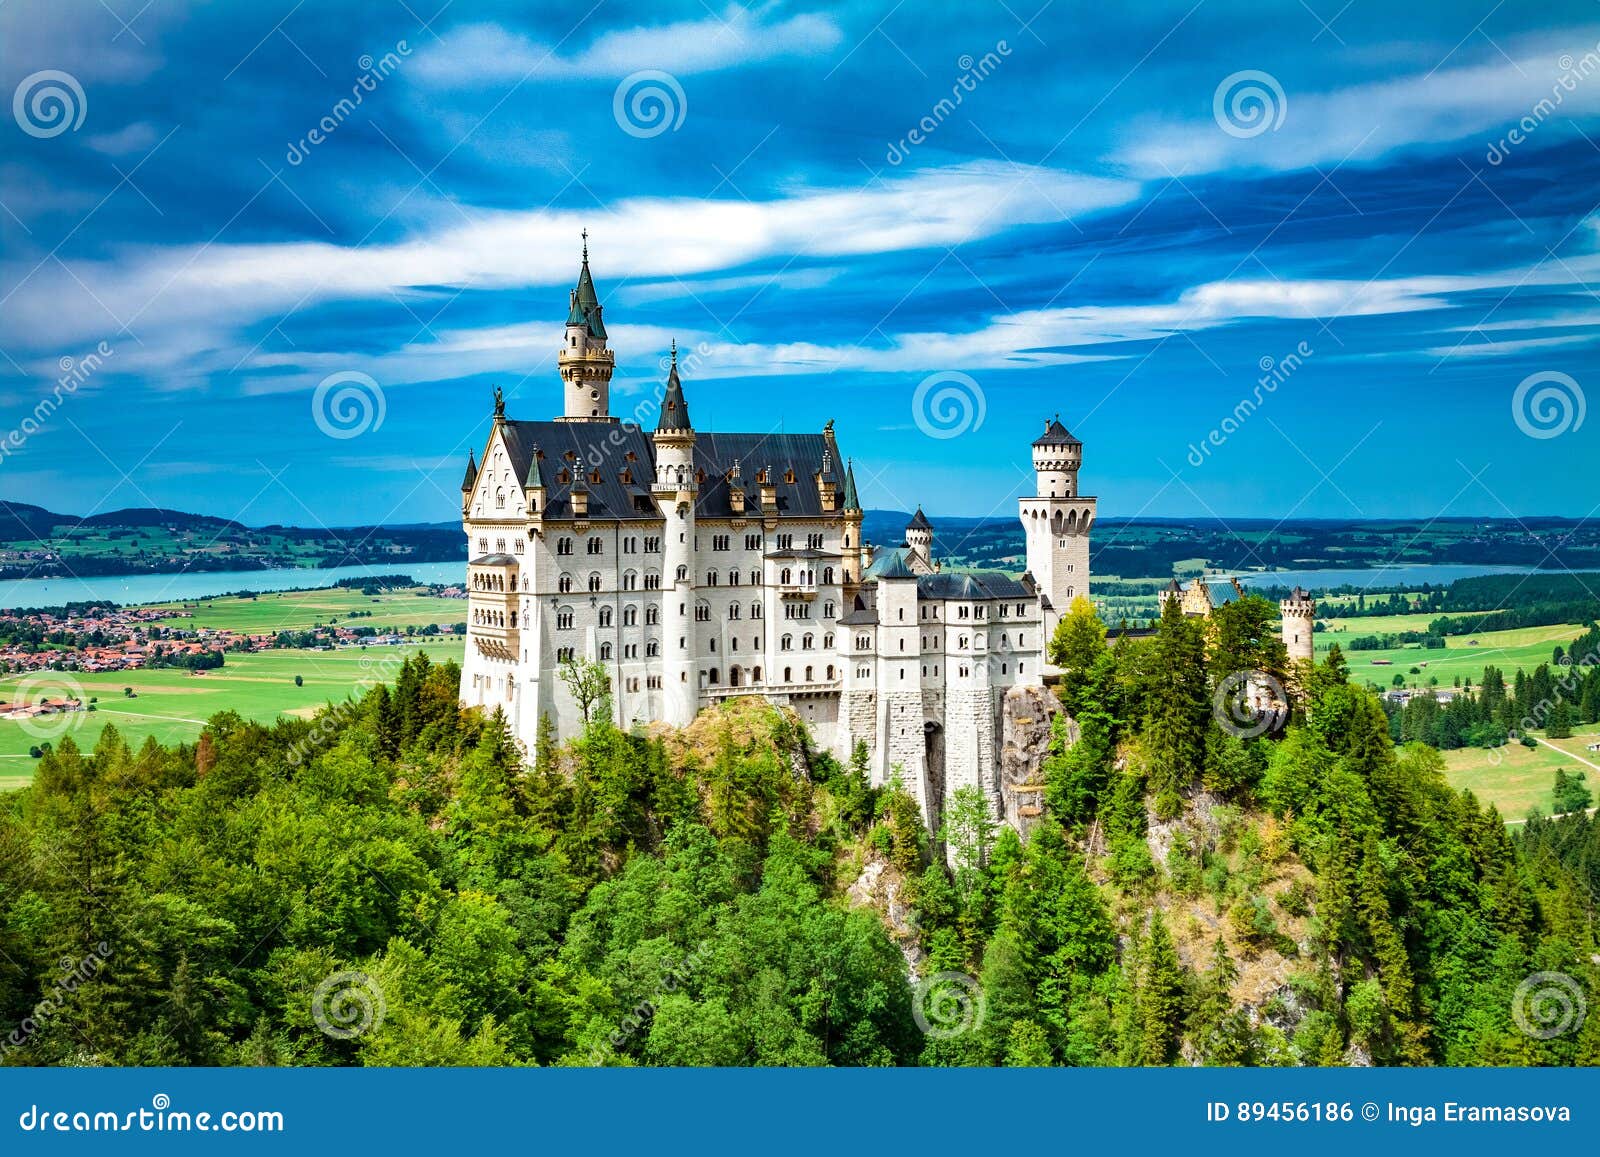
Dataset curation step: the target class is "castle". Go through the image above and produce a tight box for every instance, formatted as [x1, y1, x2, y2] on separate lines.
[1159, 576, 1317, 667]
[457, 242, 1094, 827]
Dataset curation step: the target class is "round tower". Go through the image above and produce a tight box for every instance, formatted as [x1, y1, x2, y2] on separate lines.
[653, 343, 698, 726]
[557, 231, 617, 421]
[905, 507, 933, 572]
[1031, 415, 1081, 498]
[1280, 585, 1316, 666]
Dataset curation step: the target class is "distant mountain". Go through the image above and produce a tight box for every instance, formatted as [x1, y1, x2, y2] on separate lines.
[78, 507, 247, 532]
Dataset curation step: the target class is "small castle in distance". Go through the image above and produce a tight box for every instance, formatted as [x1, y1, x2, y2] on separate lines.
[1159, 576, 1317, 668]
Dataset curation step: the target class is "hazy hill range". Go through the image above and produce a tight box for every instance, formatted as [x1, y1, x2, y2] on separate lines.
[3, 501, 1596, 583]
[0, 502, 461, 580]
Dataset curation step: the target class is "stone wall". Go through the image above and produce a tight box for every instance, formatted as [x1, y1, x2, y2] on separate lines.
[999, 684, 1069, 840]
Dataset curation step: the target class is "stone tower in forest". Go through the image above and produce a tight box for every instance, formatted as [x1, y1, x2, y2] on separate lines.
[1280, 585, 1316, 667]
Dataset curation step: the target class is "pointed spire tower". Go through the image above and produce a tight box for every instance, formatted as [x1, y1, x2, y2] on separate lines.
[653, 340, 699, 727]
[558, 230, 617, 422]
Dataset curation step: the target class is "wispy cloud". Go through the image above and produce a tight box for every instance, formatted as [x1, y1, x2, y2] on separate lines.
[411, 7, 843, 86]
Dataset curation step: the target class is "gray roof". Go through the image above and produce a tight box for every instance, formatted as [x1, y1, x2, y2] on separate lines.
[872, 553, 918, 580]
[917, 571, 1032, 601]
[1033, 417, 1080, 447]
[907, 506, 932, 531]
[495, 420, 848, 522]
[469, 554, 519, 566]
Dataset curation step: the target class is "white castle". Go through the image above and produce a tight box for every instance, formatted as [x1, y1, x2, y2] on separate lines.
[459, 242, 1094, 825]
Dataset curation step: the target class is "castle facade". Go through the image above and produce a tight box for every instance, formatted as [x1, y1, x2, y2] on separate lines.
[457, 245, 1092, 826]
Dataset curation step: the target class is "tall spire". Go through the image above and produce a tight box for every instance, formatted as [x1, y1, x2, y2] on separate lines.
[656, 341, 693, 433]
[460, 448, 478, 492]
[843, 458, 861, 512]
[569, 232, 605, 339]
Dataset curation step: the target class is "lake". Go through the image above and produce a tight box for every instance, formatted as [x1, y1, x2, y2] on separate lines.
[0, 560, 467, 610]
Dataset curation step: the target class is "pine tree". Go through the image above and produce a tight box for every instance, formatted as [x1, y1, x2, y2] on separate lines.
[1143, 598, 1209, 818]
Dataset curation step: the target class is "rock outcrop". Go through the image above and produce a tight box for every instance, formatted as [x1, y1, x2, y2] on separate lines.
[998, 684, 1069, 840]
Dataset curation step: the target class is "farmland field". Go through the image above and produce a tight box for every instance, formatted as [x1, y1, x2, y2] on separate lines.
[1441, 727, 1600, 820]
[1321, 622, 1587, 688]
[149, 585, 466, 633]
[0, 640, 465, 774]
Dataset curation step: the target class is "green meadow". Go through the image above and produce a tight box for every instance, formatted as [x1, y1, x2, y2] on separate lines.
[0, 640, 466, 785]
[1442, 727, 1600, 820]
[1320, 621, 1587, 688]
[150, 585, 466, 633]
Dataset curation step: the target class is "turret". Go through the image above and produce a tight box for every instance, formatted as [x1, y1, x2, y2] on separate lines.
[905, 507, 934, 573]
[557, 231, 617, 421]
[1019, 415, 1094, 646]
[1280, 585, 1316, 667]
[460, 449, 478, 516]
[652, 342, 698, 727]
[1031, 415, 1081, 498]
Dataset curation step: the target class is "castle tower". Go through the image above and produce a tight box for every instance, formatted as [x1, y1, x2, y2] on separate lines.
[1280, 585, 1316, 667]
[1019, 416, 1094, 639]
[842, 458, 866, 587]
[557, 231, 617, 422]
[653, 343, 698, 726]
[905, 507, 935, 574]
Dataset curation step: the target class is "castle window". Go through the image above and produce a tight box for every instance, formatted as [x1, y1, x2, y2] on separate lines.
[708, 668, 720, 685]
[823, 567, 834, 584]
[823, 601, 835, 618]
[646, 639, 660, 657]
[646, 606, 659, 625]
[751, 602, 763, 619]
[728, 603, 741, 620]
[781, 568, 792, 585]
[558, 574, 573, 594]
[706, 571, 718, 586]
[624, 605, 637, 626]
[781, 634, 793, 651]
[713, 534, 729, 551]
[1018, 662, 1024, 675]
[625, 643, 638, 659]
[805, 665, 813, 681]
[622, 571, 638, 591]
[1019, 634, 1025, 647]
[557, 610, 574, 630]
[557, 537, 574, 556]
[588, 573, 602, 592]
[728, 569, 739, 586]
[675, 564, 688, 582]
[783, 667, 792, 682]
[624, 536, 637, 553]
[749, 570, 760, 585]
[802, 633, 814, 650]
[745, 534, 761, 550]
[826, 665, 835, 680]
[808, 534, 823, 549]
[644, 536, 661, 553]
[600, 642, 613, 660]
[514, 538, 525, 554]
[478, 538, 488, 554]
[644, 572, 661, 590]
[557, 647, 575, 662]
[495, 488, 506, 509]
[823, 633, 834, 648]
[777, 533, 793, 550]
[496, 539, 506, 554]
[695, 604, 711, 622]
[599, 607, 613, 628]
[587, 537, 602, 555]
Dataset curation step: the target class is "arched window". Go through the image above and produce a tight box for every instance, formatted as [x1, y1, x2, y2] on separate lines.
[708, 668, 720, 685]
[646, 639, 660, 657]
[783, 667, 792, 682]
[495, 488, 506, 509]
[588, 573, 602, 592]
[599, 606, 613, 627]
[805, 665, 814, 681]
[558, 573, 573, 594]
[823, 566, 834, 584]
[622, 570, 638, 591]
[781, 567, 792, 584]
[600, 642, 613, 660]
[802, 633, 814, 650]
[646, 606, 659, 625]
[675, 564, 688, 582]
[781, 634, 793, 651]
[623, 605, 637, 626]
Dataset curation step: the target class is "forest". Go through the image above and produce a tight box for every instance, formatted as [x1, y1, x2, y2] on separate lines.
[0, 594, 1596, 1066]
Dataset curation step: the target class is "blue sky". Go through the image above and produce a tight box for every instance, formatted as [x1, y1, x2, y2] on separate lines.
[1, 0, 1598, 527]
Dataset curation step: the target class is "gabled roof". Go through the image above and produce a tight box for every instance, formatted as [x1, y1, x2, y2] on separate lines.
[870, 551, 918, 580]
[916, 571, 1032, 601]
[907, 506, 932, 531]
[1033, 417, 1080, 447]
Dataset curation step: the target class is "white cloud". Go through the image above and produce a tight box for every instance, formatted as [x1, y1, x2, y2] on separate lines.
[1119, 28, 1600, 176]
[411, 7, 843, 86]
[86, 121, 160, 157]
[0, 161, 1139, 351]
